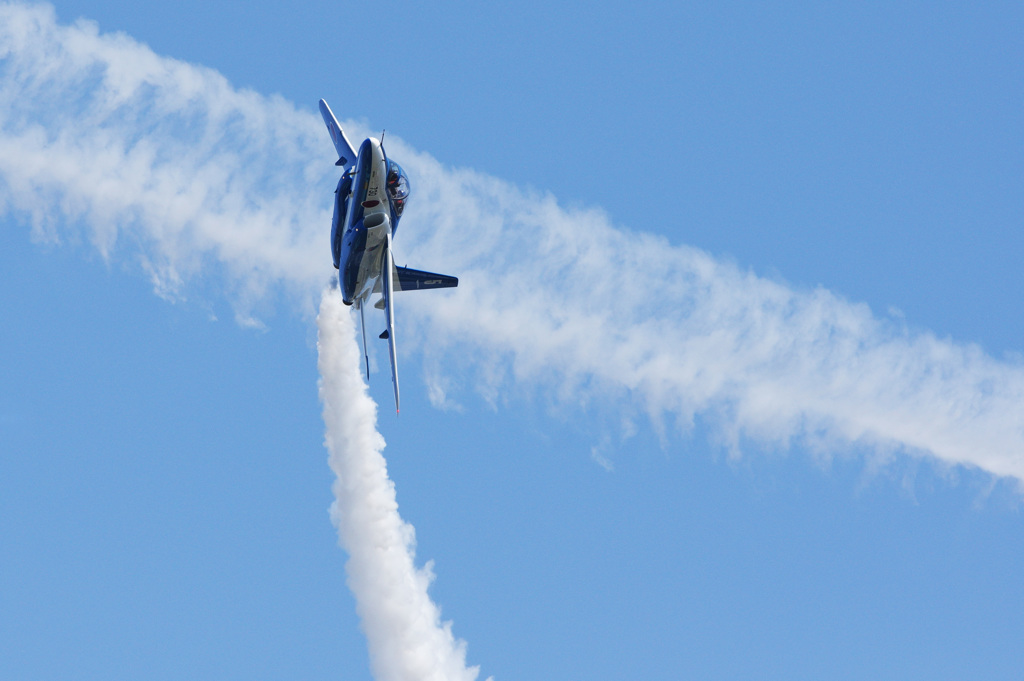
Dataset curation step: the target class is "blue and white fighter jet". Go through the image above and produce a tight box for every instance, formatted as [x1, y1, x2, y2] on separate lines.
[320, 99, 458, 413]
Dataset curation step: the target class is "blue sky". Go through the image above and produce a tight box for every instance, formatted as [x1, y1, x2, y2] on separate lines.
[2, 2, 1023, 680]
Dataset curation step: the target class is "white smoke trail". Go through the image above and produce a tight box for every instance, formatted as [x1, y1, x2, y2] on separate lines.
[0, 1, 330, 322]
[394, 177, 1024, 480]
[0, 6, 484, 676]
[317, 288, 482, 681]
[1, 1, 1022, 487]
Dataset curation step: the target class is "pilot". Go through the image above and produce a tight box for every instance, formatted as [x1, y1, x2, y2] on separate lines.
[386, 167, 407, 216]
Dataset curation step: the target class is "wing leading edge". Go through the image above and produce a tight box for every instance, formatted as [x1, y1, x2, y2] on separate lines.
[382, 239, 399, 413]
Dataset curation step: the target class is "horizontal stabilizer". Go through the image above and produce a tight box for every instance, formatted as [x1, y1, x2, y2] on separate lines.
[393, 266, 459, 292]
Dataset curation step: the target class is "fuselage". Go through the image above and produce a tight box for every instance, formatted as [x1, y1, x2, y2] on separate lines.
[332, 137, 401, 305]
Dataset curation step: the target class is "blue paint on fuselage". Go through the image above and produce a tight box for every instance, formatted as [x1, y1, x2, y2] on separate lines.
[332, 137, 405, 305]
[330, 175, 351, 269]
[334, 139, 372, 304]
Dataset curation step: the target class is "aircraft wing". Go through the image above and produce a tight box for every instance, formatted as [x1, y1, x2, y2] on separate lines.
[318, 99, 357, 172]
[382, 237, 400, 413]
[393, 266, 459, 292]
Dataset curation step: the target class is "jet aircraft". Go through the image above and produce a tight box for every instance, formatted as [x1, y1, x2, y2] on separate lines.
[319, 99, 458, 413]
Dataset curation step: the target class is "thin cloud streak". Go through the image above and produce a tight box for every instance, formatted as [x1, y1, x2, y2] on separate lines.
[0, 1, 329, 316]
[2, 1, 1023, 484]
[393, 149, 1024, 482]
[318, 289, 482, 681]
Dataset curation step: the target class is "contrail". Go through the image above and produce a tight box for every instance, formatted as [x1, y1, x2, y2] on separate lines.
[1, 1, 1022, 488]
[317, 288, 482, 681]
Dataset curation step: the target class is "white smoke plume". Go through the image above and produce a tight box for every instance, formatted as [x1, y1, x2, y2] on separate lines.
[318, 288, 482, 681]
[0, 1, 330, 321]
[1, 0, 1023, 493]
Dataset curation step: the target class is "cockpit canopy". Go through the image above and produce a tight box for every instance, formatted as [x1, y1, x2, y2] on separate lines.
[386, 160, 410, 217]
